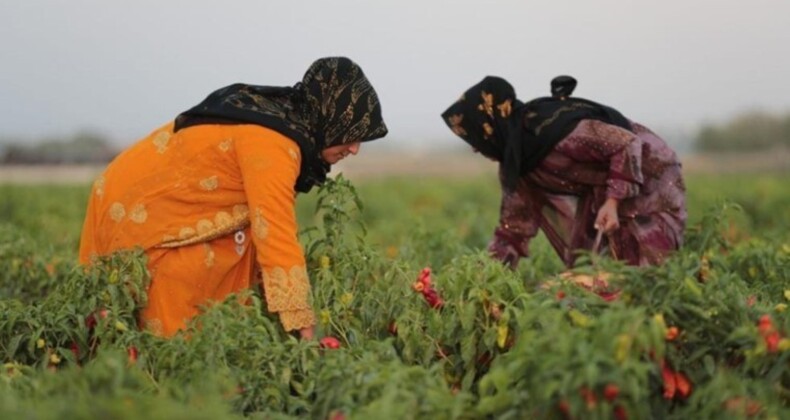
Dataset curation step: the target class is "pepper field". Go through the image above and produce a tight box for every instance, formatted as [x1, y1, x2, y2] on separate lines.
[1, 172, 789, 419]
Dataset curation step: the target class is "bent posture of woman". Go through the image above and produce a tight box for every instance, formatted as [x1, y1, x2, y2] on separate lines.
[79, 57, 388, 339]
[442, 76, 685, 268]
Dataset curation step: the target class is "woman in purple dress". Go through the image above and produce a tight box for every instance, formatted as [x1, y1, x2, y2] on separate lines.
[442, 76, 686, 268]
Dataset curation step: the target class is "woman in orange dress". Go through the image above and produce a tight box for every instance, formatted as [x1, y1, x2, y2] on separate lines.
[79, 57, 388, 339]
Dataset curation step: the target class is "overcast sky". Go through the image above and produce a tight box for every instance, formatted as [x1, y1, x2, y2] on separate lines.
[1, 1, 789, 150]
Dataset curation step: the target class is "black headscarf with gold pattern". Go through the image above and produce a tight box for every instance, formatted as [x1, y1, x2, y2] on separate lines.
[174, 57, 388, 192]
[442, 76, 630, 190]
[441, 76, 518, 162]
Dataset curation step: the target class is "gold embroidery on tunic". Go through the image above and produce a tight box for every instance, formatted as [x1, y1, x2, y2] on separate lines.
[129, 204, 148, 224]
[279, 309, 316, 332]
[214, 211, 232, 227]
[203, 243, 215, 268]
[269, 267, 288, 282]
[178, 227, 196, 240]
[218, 138, 233, 152]
[253, 208, 269, 240]
[196, 219, 214, 235]
[233, 204, 249, 219]
[144, 319, 163, 336]
[290, 265, 308, 283]
[199, 175, 219, 191]
[94, 176, 106, 199]
[152, 131, 171, 154]
[157, 211, 250, 248]
[109, 202, 126, 222]
[262, 265, 311, 312]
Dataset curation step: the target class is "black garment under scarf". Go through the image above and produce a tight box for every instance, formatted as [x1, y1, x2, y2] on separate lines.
[508, 96, 632, 188]
[442, 76, 631, 190]
[174, 57, 388, 193]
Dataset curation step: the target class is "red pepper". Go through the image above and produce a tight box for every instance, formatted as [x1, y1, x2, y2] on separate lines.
[765, 332, 781, 353]
[675, 371, 692, 399]
[603, 384, 620, 402]
[665, 327, 680, 341]
[431, 298, 445, 309]
[557, 399, 571, 418]
[757, 315, 783, 352]
[661, 360, 677, 400]
[319, 337, 341, 350]
[579, 386, 597, 409]
[614, 405, 628, 420]
[723, 397, 762, 417]
[758, 315, 774, 335]
[423, 289, 444, 309]
[328, 410, 346, 420]
[418, 267, 432, 287]
[70, 342, 80, 361]
[388, 321, 398, 336]
[596, 289, 621, 302]
[127, 346, 139, 363]
[86, 313, 97, 330]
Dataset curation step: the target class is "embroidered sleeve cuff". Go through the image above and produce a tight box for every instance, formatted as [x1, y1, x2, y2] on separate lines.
[262, 265, 312, 313]
[279, 309, 316, 332]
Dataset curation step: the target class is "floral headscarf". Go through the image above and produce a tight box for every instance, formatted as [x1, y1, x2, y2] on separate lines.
[440, 76, 518, 162]
[175, 57, 388, 192]
[442, 75, 631, 190]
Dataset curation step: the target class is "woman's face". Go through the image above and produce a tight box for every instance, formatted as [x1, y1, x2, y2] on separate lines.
[321, 142, 361, 164]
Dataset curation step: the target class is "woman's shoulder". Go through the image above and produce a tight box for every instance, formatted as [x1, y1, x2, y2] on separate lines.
[221, 125, 302, 172]
[179, 123, 292, 142]
[573, 119, 635, 142]
[625, 121, 649, 133]
[175, 124, 301, 158]
[231, 125, 300, 151]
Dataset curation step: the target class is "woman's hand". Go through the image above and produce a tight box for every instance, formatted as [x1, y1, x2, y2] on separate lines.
[299, 326, 315, 341]
[595, 198, 620, 234]
[491, 244, 519, 269]
[488, 238, 520, 269]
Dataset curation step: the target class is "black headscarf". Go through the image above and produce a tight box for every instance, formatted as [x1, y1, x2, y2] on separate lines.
[440, 76, 519, 162]
[174, 57, 388, 193]
[441, 76, 631, 190]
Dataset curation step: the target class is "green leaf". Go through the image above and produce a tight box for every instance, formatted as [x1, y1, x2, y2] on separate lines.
[703, 355, 716, 376]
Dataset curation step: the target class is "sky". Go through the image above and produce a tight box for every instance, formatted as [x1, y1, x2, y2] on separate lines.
[1, 1, 789, 151]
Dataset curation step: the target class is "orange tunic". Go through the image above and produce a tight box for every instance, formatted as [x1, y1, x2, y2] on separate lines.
[79, 122, 315, 336]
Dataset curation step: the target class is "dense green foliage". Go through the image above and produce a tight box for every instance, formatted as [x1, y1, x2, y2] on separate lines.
[1, 173, 788, 419]
[695, 110, 790, 152]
